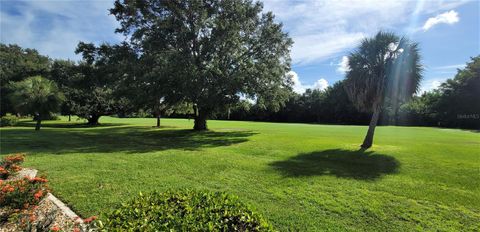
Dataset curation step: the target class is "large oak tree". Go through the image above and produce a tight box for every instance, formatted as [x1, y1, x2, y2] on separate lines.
[111, 0, 293, 130]
[71, 42, 139, 125]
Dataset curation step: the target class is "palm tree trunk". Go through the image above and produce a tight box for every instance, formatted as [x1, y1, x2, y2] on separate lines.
[361, 107, 381, 149]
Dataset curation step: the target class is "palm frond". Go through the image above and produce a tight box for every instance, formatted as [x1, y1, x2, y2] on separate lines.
[344, 31, 423, 113]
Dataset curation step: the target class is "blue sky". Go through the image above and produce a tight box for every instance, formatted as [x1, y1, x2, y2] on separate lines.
[1, 0, 478, 93]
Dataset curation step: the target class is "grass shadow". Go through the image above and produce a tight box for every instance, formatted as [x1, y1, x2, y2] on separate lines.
[16, 121, 127, 128]
[0, 126, 256, 154]
[269, 149, 399, 180]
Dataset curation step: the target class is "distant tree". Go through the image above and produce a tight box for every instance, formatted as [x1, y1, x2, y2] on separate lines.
[300, 89, 325, 122]
[134, 52, 182, 127]
[228, 100, 254, 120]
[49, 59, 78, 121]
[8, 76, 64, 130]
[397, 91, 440, 126]
[320, 81, 370, 125]
[344, 31, 422, 148]
[0, 44, 51, 115]
[71, 42, 138, 125]
[435, 56, 480, 128]
[111, 0, 293, 130]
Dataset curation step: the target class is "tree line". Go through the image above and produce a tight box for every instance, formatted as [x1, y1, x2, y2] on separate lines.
[1, 41, 477, 129]
[224, 55, 479, 131]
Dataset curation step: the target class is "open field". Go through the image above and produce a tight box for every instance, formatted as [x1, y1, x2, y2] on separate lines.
[1, 117, 479, 231]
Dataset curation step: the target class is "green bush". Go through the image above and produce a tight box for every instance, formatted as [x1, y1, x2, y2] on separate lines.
[0, 114, 19, 127]
[98, 189, 275, 231]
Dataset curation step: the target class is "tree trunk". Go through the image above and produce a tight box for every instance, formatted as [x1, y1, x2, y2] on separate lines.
[156, 111, 161, 127]
[361, 107, 381, 149]
[35, 118, 41, 131]
[394, 106, 399, 126]
[87, 115, 100, 125]
[193, 111, 207, 130]
[68, 114, 71, 122]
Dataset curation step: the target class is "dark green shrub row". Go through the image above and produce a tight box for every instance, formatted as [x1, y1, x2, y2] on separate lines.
[98, 189, 275, 231]
[0, 114, 18, 127]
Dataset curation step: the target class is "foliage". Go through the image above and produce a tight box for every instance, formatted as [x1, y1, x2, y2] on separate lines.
[396, 91, 441, 126]
[0, 113, 19, 127]
[111, 0, 293, 130]
[435, 56, 480, 128]
[344, 31, 422, 148]
[49, 59, 78, 118]
[319, 81, 370, 124]
[0, 153, 25, 179]
[227, 82, 369, 125]
[8, 76, 64, 130]
[393, 55, 480, 129]
[0, 177, 48, 210]
[3, 41, 476, 129]
[67, 42, 138, 125]
[344, 31, 422, 112]
[0, 44, 51, 116]
[0, 154, 47, 211]
[99, 189, 274, 231]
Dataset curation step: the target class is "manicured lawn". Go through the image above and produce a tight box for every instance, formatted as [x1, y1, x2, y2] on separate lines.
[1, 117, 479, 231]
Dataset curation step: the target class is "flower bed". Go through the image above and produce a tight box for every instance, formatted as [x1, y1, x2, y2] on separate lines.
[0, 154, 25, 179]
[0, 154, 96, 231]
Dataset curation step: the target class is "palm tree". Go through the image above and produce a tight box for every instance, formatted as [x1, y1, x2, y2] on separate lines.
[9, 76, 64, 130]
[344, 31, 422, 149]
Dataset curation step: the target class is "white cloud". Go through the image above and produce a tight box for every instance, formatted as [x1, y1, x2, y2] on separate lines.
[431, 80, 442, 89]
[422, 10, 460, 31]
[432, 64, 466, 70]
[292, 32, 364, 65]
[337, 56, 350, 73]
[419, 78, 449, 93]
[262, 0, 469, 65]
[0, 0, 470, 64]
[313, 78, 329, 91]
[288, 71, 329, 94]
[0, 0, 122, 60]
[288, 71, 304, 93]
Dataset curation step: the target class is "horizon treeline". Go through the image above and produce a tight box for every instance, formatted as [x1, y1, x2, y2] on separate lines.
[1, 43, 478, 129]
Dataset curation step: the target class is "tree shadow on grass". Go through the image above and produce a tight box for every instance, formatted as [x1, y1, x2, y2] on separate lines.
[0, 126, 256, 155]
[269, 149, 399, 180]
[16, 121, 128, 128]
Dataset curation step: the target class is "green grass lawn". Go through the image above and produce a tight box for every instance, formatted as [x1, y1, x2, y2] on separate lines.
[1, 117, 479, 231]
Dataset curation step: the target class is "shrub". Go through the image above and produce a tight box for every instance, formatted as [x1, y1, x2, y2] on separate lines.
[98, 189, 275, 231]
[0, 176, 48, 210]
[0, 154, 25, 179]
[0, 114, 19, 127]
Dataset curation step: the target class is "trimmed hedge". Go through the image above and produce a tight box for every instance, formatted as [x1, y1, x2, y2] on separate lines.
[98, 189, 275, 231]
